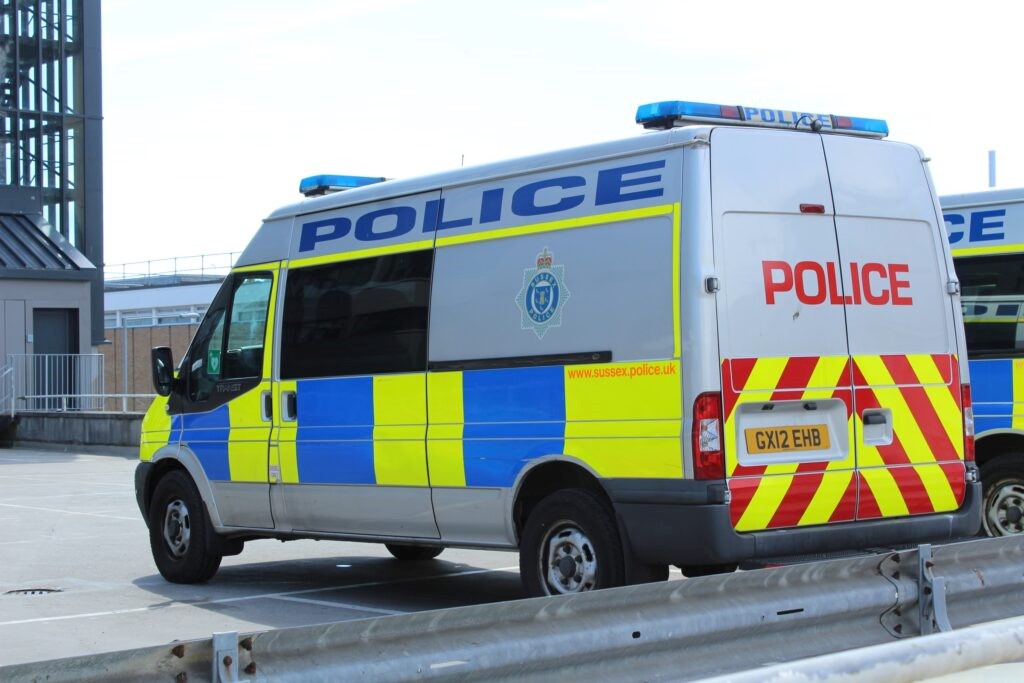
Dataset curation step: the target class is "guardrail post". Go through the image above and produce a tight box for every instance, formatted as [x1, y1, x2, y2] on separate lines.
[212, 631, 248, 683]
[919, 544, 952, 635]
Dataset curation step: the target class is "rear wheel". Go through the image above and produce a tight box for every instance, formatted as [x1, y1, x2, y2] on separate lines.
[385, 544, 443, 561]
[981, 455, 1024, 536]
[520, 489, 626, 597]
[148, 470, 222, 583]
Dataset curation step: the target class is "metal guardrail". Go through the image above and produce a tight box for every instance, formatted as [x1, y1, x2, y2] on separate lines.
[704, 614, 1024, 683]
[1, 536, 1022, 683]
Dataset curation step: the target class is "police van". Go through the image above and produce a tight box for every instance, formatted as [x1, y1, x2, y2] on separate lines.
[941, 189, 1024, 536]
[136, 100, 980, 596]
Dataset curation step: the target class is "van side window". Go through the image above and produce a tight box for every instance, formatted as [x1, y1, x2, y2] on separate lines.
[186, 273, 273, 404]
[428, 218, 674, 365]
[954, 254, 1024, 357]
[280, 251, 432, 379]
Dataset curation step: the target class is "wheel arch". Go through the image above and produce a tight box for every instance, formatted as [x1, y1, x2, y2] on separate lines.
[144, 445, 225, 528]
[975, 429, 1024, 471]
[510, 457, 610, 543]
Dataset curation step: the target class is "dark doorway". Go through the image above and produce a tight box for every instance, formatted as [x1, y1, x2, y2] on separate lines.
[32, 308, 80, 410]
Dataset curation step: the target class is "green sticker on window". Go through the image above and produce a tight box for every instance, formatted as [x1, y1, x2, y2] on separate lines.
[208, 348, 221, 376]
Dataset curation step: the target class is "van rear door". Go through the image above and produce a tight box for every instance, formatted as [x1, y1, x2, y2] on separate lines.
[822, 135, 966, 521]
[712, 127, 858, 532]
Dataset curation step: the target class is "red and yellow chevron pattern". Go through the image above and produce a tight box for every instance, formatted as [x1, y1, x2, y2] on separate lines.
[722, 354, 965, 533]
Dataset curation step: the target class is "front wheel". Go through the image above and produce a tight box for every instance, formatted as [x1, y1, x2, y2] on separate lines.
[148, 470, 222, 583]
[385, 544, 443, 561]
[519, 489, 626, 597]
[981, 455, 1024, 536]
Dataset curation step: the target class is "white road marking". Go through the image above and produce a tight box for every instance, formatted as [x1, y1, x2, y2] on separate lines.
[0, 502, 137, 521]
[1, 491, 130, 502]
[0, 565, 520, 627]
[268, 594, 405, 615]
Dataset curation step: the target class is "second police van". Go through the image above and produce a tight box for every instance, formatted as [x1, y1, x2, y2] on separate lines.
[942, 189, 1024, 536]
[136, 101, 981, 596]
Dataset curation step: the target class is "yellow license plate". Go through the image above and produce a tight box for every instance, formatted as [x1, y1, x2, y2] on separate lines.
[744, 425, 830, 454]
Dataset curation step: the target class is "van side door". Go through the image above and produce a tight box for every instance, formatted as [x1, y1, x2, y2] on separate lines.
[270, 201, 439, 538]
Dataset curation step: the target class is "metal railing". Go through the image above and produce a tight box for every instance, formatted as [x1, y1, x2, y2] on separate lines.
[1, 536, 1021, 682]
[0, 364, 13, 418]
[16, 393, 156, 413]
[104, 252, 239, 285]
[5, 353, 105, 412]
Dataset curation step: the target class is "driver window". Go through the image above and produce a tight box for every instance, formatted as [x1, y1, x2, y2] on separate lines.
[186, 272, 273, 404]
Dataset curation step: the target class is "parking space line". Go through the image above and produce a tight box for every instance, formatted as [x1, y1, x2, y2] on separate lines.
[0, 502, 137, 521]
[0, 565, 520, 627]
[1, 491, 130, 503]
[0, 476, 132, 487]
[268, 594, 406, 615]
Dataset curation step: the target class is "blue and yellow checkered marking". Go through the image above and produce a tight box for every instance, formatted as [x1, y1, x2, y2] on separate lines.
[429, 360, 683, 488]
[171, 359, 683, 487]
[969, 358, 1024, 434]
[179, 405, 231, 481]
[273, 360, 684, 489]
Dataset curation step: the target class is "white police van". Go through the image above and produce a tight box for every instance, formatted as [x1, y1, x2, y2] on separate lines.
[137, 101, 980, 596]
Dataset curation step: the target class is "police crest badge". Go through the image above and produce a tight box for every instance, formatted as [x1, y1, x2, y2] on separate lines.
[515, 247, 570, 339]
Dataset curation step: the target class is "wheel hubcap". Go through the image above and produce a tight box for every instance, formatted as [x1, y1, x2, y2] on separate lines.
[985, 481, 1024, 536]
[541, 524, 597, 595]
[162, 499, 191, 558]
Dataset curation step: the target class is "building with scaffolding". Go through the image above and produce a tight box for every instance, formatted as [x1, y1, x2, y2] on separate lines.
[1, 0, 103, 420]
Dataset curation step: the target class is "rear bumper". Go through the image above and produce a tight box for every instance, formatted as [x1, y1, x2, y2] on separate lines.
[605, 470, 983, 565]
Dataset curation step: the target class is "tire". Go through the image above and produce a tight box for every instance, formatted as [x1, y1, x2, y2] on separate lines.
[981, 455, 1024, 537]
[148, 470, 222, 583]
[385, 544, 443, 561]
[519, 488, 626, 597]
[677, 563, 738, 578]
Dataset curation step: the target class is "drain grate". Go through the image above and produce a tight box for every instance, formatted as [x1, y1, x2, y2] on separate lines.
[5, 588, 63, 596]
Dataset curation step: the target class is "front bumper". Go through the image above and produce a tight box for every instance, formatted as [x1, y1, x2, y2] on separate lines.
[134, 461, 152, 523]
[605, 470, 983, 566]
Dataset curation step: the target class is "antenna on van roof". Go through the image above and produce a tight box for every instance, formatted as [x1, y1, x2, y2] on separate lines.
[299, 175, 387, 197]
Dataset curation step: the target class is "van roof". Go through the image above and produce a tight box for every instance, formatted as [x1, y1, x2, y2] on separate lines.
[264, 126, 707, 223]
[939, 187, 1024, 209]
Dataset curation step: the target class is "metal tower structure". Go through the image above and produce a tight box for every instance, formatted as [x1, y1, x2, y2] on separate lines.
[1, 0, 104, 345]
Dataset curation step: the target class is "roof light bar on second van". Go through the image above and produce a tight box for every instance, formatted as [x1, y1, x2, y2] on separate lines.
[635, 100, 889, 139]
[299, 174, 387, 197]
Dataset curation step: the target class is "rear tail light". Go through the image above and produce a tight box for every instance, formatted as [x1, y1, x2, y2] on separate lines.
[961, 383, 975, 462]
[692, 392, 725, 479]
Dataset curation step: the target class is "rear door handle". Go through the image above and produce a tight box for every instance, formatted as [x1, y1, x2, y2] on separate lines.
[863, 412, 887, 426]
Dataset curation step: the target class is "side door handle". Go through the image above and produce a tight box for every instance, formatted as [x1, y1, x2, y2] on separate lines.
[282, 390, 297, 422]
[261, 390, 273, 422]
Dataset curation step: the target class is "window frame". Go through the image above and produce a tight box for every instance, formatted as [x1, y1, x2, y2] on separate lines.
[279, 250, 434, 381]
[954, 253, 1024, 359]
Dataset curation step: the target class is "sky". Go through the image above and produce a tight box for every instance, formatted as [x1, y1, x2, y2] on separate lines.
[101, 0, 1024, 267]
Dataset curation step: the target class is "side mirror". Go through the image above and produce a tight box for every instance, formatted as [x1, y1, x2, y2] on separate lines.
[151, 347, 175, 397]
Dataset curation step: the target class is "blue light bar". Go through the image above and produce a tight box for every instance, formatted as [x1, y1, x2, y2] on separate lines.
[299, 174, 387, 197]
[636, 100, 888, 138]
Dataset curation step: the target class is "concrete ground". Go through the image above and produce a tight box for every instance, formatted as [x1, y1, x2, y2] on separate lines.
[0, 448, 549, 667]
